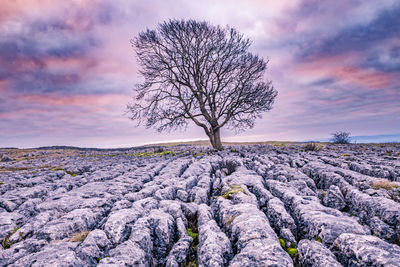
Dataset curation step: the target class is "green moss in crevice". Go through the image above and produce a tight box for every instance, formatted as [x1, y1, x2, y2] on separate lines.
[66, 171, 78, 177]
[95, 256, 109, 263]
[280, 239, 298, 262]
[187, 260, 198, 267]
[1, 234, 13, 249]
[187, 227, 199, 267]
[221, 185, 246, 199]
[0, 227, 18, 249]
[187, 228, 199, 244]
[287, 247, 298, 258]
[279, 238, 285, 249]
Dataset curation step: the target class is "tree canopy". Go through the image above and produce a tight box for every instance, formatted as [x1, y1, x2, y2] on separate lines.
[127, 19, 277, 150]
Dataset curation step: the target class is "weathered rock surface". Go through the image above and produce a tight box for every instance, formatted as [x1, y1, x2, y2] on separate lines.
[1, 155, 12, 162]
[297, 239, 342, 267]
[322, 185, 346, 210]
[0, 143, 399, 265]
[333, 233, 400, 266]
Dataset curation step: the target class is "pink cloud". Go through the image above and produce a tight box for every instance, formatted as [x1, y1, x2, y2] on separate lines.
[43, 57, 97, 72]
[295, 54, 398, 89]
[0, 108, 46, 119]
[0, 0, 97, 22]
[18, 93, 128, 107]
[0, 80, 9, 92]
[332, 66, 396, 89]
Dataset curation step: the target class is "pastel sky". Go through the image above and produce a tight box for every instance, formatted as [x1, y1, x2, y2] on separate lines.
[1, 0, 399, 148]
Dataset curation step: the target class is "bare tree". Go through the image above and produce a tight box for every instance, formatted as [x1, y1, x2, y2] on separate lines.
[331, 131, 351, 144]
[127, 19, 277, 150]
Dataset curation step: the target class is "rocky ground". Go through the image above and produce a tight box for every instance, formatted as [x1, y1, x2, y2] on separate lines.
[0, 143, 400, 266]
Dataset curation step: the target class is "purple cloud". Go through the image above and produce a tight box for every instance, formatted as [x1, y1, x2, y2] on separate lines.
[0, 0, 399, 147]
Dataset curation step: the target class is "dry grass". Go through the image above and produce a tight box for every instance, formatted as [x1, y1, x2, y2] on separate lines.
[69, 230, 90, 242]
[303, 143, 323, 151]
[371, 180, 399, 191]
[224, 216, 236, 225]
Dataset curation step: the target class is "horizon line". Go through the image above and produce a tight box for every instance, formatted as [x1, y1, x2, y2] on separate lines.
[1, 133, 399, 150]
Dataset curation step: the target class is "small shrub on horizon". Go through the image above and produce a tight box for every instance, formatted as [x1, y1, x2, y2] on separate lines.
[331, 131, 351, 144]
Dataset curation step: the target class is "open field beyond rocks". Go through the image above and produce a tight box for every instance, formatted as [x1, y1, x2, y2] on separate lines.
[1, 143, 400, 266]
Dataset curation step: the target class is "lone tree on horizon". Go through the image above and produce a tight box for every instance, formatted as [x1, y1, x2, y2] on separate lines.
[127, 19, 277, 150]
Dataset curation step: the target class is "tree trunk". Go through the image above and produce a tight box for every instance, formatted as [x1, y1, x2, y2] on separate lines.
[209, 128, 223, 150]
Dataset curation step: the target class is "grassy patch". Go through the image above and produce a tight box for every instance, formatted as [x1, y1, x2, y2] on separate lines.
[48, 167, 78, 176]
[371, 180, 399, 191]
[187, 228, 199, 244]
[49, 167, 64, 171]
[193, 152, 204, 158]
[1, 226, 19, 249]
[221, 185, 246, 199]
[69, 230, 90, 242]
[1, 234, 13, 249]
[273, 143, 286, 147]
[135, 151, 174, 157]
[187, 227, 199, 267]
[303, 143, 323, 152]
[1, 166, 32, 172]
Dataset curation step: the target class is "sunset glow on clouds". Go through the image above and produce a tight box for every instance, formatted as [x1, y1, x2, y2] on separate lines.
[1, 0, 399, 147]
